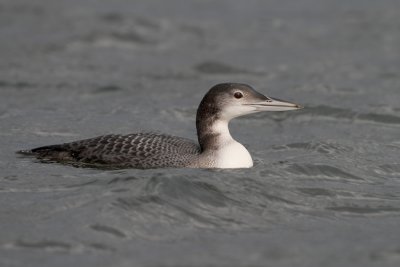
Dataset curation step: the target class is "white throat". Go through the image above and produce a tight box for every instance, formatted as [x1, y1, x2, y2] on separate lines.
[209, 120, 253, 168]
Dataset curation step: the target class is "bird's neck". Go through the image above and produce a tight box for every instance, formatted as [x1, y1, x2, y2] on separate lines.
[196, 117, 253, 168]
[196, 117, 233, 152]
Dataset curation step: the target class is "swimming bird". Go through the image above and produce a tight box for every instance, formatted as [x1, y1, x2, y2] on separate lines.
[19, 83, 302, 169]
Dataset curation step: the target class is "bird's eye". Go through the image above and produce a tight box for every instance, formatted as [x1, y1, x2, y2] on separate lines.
[234, 92, 243, 99]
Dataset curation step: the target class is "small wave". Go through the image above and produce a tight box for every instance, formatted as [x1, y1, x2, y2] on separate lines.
[307, 105, 355, 119]
[260, 192, 298, 205]
[300, 105, 400, 125]
[161, 108, 196, 121]
[327, 205, 400, 214]
[68, 25, 163, 50]
[357, 113, 400, 125]
[69, 33, 157, 50]
[66, 16, 174, 51]
[108, 31, 158, 45]
[146, 72, 199, 81]
[114, 195, 163, 210]
[32, 131, 79, 137]
[89, 224, 126, 238]
[194, 61, 262, 75]
[110, 176, 247, 228]
[93, 85, 124, 94]
[272, 141, 352, 154]
[194, 61, 246, 74]
[11, 240, 72, 251]
[5, 240, 115, 253]
[98, 12, 125, 23]
[65, 179, 99, 188]
[370, 249, 400, 261]
[297, 187, 337, 197]
[86, 243, 115, 252]
[375, 164, 400, 176]
[107, 176, 139, 184]
[285, 163, 364, 181]
[0, 80, 35, 89]
[141, 176, 231, 208]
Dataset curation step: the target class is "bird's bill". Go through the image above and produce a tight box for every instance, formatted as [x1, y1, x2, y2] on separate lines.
[243, 97, 303, 111]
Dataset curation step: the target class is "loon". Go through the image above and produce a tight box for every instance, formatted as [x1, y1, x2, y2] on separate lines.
[19, 83, 302, 169]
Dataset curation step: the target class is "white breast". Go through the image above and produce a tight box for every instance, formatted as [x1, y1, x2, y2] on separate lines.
[206, 120, 254, 168]
[214, 140, 253, 168]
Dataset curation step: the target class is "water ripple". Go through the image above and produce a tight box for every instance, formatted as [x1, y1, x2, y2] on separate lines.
[194, 61, 260, 75]
[285, 163, 364, 181]
[375, 164, 400, 176]
[297, 187, 337, 197]
[305, 105, 400, 125]
[272, 140, 352, 154]
[327, 205, 400, 214]
[89, 224, 126, 238]
[115, 195, 163, 210]
[0, 80, 35, 89]
[255, 104, 400, 126]
[12, 240, 72, 251]
[142, 176, 232, 208]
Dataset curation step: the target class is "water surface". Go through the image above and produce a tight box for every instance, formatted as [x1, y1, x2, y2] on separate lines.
[1, 0, 400, 266]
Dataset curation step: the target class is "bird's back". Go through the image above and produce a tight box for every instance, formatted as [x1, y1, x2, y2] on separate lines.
[24, 133, 201, 168]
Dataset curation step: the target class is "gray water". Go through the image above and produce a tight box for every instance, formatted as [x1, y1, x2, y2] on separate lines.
[1, 0, 400, 266]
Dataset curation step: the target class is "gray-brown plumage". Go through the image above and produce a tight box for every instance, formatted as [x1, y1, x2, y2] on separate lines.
[26, 133, 200, 168]
[19, 83, 302, 169]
